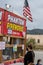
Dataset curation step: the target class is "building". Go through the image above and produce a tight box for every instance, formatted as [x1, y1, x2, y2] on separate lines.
[27, 34, 43, 45]
[26, 29, 43, 45]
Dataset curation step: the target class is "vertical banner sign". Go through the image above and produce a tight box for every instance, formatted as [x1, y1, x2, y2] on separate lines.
[0, 8, 4, 34]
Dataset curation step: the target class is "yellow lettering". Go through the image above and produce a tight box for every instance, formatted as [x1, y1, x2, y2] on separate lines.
[0, 22, 1, 24]
[7, 23, 23, 32]
[7, 23, 10, 28]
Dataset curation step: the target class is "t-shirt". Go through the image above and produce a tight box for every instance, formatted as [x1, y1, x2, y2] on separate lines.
[24, 51, 35, 65]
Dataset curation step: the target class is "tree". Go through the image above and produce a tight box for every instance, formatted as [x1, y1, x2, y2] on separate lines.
[26, 38, 36, 49]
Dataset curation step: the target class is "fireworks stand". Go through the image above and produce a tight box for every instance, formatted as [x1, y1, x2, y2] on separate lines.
[0, 8, 26, 64]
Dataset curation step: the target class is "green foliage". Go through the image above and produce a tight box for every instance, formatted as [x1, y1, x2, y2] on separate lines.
[26, 38, 36, 48]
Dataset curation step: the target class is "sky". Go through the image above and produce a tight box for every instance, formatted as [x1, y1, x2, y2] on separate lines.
[0, 0, 43, 30]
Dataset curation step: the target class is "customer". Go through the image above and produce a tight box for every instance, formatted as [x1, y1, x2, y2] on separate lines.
[25, 47, 28, 54]
[36, 59, 42, 65]
[24, 44, 35, 65]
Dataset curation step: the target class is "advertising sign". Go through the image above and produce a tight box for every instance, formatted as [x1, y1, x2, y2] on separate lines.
[0, 63, 4, 65]
[3, 10, 26, 37]
[0, 8, 26, 37]
[0, 42, 5, 50]
[0, 8, 5, 34]
[13, 45, 17, 52]
[0, 8, 4, 21]
[0, 25, 1, 34]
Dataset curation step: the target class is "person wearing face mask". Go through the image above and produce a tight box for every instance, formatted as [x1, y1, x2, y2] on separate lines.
[36, 59, 42, 65]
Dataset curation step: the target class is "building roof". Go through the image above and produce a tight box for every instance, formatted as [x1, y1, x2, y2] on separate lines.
[27, 29, 43, 35]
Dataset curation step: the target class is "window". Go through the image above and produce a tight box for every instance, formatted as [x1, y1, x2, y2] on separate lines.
[2, 47, 13, 61]
[20, 39, 24, 44]
[13, 47, 23, 58]
[13, 38, 19, 45]
[3, 37, 8, 43]
[37, 39, 40, 43]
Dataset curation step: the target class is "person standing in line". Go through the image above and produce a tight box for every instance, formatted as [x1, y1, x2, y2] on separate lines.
[36, 59, 42, 65]
[24, 44, 35, 65]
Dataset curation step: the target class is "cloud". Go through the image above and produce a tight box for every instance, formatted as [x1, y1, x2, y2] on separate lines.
[0, 0, 43, 30]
